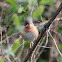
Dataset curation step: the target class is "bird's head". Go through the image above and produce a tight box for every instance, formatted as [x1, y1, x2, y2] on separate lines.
[24, 20, 34, 29]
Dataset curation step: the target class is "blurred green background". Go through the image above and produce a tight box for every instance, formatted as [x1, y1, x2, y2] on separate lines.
[0, 0, 62, 62]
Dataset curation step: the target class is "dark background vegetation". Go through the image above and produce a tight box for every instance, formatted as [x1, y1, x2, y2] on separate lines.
[0, 0, 62, 62]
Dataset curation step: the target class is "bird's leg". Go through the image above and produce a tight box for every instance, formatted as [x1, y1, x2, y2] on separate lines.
[30, 42, 34, 48]
[31, 42, 34, 46]
[30, 42, 32, 48]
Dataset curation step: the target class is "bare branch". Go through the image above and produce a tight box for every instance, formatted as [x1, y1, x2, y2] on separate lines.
[50, 30, 62, 43]
[48, 30, 62, 56]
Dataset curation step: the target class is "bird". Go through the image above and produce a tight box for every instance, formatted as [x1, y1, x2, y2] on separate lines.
[21, 20, 39, 48]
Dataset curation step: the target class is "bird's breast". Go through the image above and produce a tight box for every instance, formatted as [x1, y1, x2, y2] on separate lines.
[24, 32, 36, 42]
[24, 25, 39, 42]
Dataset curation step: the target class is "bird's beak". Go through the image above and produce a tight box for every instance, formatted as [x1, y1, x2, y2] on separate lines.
[25, 24, 33, 28]
[25, 24, 29, 27]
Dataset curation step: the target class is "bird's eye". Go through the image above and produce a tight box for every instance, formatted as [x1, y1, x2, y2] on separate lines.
[24, 20, 29, 26]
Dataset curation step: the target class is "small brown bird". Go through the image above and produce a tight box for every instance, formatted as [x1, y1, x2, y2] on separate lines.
[21, 20, 39, 48]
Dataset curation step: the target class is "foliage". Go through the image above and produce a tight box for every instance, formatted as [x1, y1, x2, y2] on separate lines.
[0, 58, 4, 62]
[0, 0, 62, 62]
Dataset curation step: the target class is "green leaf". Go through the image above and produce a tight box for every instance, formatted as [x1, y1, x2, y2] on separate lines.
[24, 42, 30, 49]
[12, 40, 23, 55]
[0, 58, 4, 62]
[13, 13, 20, 27]
[7, 0, 18, 13]
[7, 0, 17, 5]
[12, 13, 23, 32]
[12, 40, 23, 51]
[27, 0, 37, 5]
[32, 6, 44, 18]
[19, 9, 29, 22]
[18, 6, 24, 13]
[39, 0, 54, 5]
[10, 5, 18, 13]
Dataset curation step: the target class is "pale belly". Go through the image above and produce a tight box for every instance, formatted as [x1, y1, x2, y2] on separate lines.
[24, 32, 36, 42]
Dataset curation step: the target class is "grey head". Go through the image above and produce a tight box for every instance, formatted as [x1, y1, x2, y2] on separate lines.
[24, 20, 34, 27]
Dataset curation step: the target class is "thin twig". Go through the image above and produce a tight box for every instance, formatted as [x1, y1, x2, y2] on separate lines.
[5, 56, 12, 62]
[48, 29, 62, 56]
[37, 45, 54, 49]
[0, 1, 4, 57]
[33, 36, 46, 62]
[35, 31, 49, 61]
[13, 40, 25, 52]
